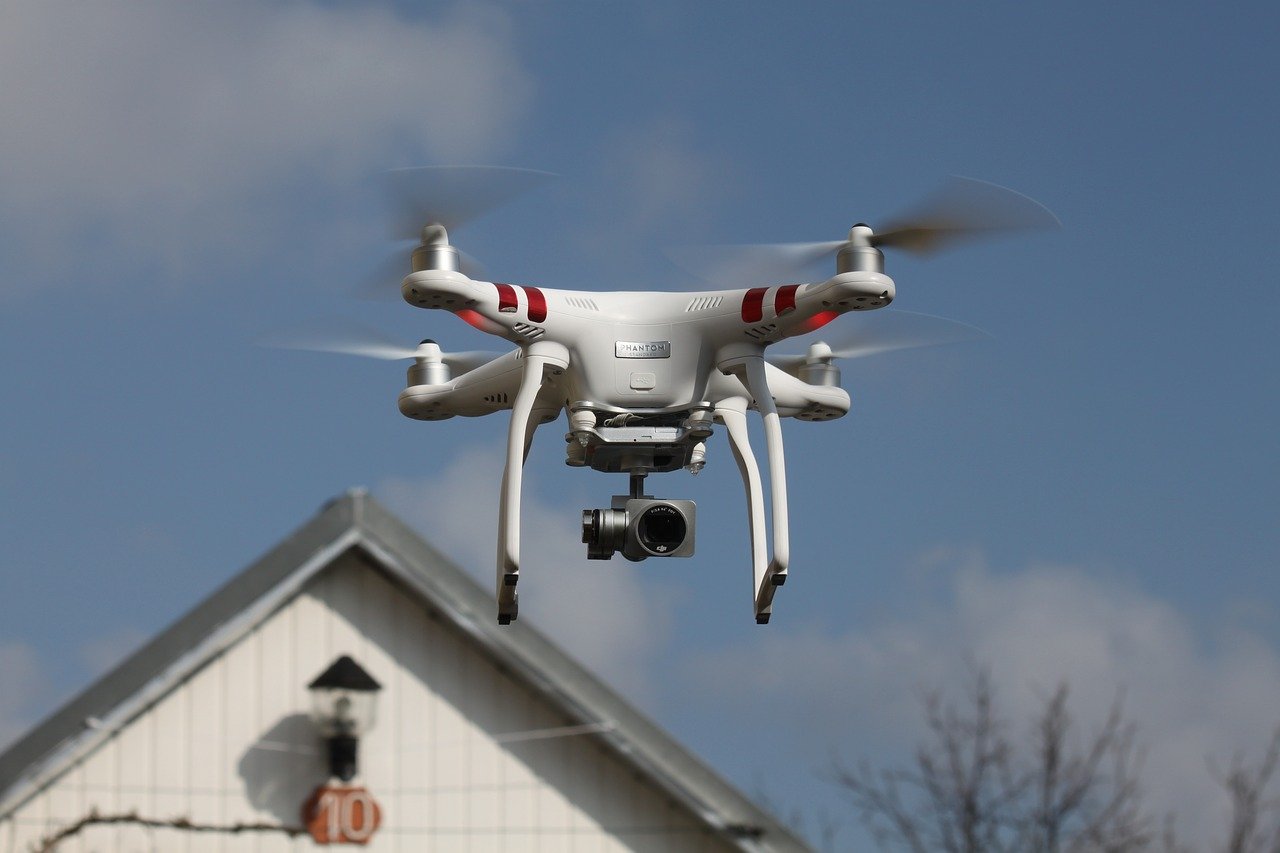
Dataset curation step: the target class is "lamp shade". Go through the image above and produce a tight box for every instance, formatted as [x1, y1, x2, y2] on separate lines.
[307, 655, 382, 738]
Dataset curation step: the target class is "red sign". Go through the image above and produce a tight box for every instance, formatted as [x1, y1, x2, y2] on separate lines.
[303, 784, 383, 845]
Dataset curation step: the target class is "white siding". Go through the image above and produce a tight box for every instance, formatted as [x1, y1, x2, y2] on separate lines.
[2, 554, 733, 852]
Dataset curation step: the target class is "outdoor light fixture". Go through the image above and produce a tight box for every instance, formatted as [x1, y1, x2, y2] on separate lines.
[307, 655, 382, 782]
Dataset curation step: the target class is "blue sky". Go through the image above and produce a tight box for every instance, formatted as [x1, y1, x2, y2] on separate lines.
[2, 1, 1279, 847]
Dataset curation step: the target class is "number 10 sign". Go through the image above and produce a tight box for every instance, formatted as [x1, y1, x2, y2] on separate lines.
[303, 784, 383, 845]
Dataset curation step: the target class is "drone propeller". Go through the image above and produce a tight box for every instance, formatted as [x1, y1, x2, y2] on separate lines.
[860, 175, 1059, 254]
[262, 324, 502, 374]
[767, 309, 991, 374]
[361, 166, 557, 299]
[384, 165, 558, 241]
[668, 176, 1059, 285]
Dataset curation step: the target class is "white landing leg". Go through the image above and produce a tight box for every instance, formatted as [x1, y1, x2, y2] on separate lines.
[715, 398, 773, 623]
[496, 353, 558, 625]
[735, 356, 790, 620]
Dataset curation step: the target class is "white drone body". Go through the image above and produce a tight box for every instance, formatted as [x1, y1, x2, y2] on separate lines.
[398, 238, 893, 624]
[283, 168, 1055, 626]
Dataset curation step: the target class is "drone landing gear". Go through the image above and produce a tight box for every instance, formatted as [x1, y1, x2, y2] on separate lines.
[496, 344, 568, 625]
[716, 355, 792, 624]
[497, 592, 517, 626]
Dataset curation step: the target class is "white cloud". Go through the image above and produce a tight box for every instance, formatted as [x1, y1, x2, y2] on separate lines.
[680, 550, 1280, 845]
[377, 447, 682, 705]
[0, 641, 52, 750]
[0, 1, 533, 292]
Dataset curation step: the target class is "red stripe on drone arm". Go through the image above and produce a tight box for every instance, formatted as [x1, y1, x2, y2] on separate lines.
[741, 287, 768, 323]
[494, 283, 518, 313]
[521, 286, 547, 322]
[774, 285, 799, 316]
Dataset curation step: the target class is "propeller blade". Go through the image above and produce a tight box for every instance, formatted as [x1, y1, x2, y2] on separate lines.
[871, 176, 1060, 255]
[668, 177, 1057, 285]
[384, 166, 557, 240]
[263, 325, 418, 360]
[666, 240, 845, 287]
[261, 324, 502, 372]
[768, 310, 990, 372]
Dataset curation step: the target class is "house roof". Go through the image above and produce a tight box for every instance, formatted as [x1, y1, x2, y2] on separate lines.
[0, 490, 809, 852]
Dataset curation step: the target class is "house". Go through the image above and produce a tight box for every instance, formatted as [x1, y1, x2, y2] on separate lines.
[0, 490, 808, 851]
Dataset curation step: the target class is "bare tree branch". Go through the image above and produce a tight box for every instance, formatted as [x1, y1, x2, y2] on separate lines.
[834, 671, 1151, 852]
[1213, 727, 1280, 853]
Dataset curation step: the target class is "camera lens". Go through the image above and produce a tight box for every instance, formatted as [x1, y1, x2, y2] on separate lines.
[636, 504, 687, 554]
[583, 508, 627, 559]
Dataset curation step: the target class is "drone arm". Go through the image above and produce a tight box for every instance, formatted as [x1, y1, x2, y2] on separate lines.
[403, 269, 552, 346]
[750, 272, 897, 346]
[495, 343, 569, 624]
[715, 398, 774, 623]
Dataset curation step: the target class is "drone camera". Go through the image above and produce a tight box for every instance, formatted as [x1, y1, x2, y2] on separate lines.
[582, 498, 695, 561]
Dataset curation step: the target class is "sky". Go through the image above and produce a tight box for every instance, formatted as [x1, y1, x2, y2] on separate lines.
[2, 1, 1279, 848]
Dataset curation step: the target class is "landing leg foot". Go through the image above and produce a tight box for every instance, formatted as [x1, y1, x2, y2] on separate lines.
[497, 592, 518, 626]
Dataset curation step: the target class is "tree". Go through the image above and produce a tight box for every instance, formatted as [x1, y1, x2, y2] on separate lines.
[1212, 729, 1280, 853]
[833, 671, 1150, 852]
[833, 671, 1280, 853]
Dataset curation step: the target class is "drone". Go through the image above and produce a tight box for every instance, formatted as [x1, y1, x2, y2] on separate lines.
[281, 167, 1056, 625]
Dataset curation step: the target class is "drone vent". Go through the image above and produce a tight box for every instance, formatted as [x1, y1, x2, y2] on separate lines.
[512, 323, 545, 340]
[686, 296, 724, 312]
[484, 393, 510, 405]
[565, 296, 599, 311]
[796, 402, 844, 422]
[744, 323, 778, 341]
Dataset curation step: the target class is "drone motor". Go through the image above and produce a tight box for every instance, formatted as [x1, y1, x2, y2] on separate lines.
[411, 224, 460, 273]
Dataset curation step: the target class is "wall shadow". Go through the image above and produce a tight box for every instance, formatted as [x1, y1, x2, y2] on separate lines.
[237, 712, 327, 825]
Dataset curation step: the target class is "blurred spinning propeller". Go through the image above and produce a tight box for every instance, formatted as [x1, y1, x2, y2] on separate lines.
[768, 309, 991, 373]
[668, 176, 1058, 286]
[261, 321, 502, 374]
[362, 166, 557, 298]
